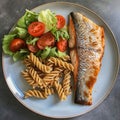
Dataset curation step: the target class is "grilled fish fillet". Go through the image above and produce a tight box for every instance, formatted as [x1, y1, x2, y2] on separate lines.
[68, 12, 105, 105]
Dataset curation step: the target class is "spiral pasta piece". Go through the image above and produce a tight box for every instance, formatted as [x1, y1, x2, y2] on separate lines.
[63, 70, 71, 95]
[54, 81, 66, 101]
[44, 88, 54, 96]
[43, 67, 63, 80]
[21, 70, 37, 88]
[48, 57, 74, 71]
[24, 90, 47, 99]
[43, 67, 63, 86]
[28, 67, 46, 88]
[23, 58, 34, 68]
[46, 61, 54, 67]
[28, 53, 52, 73]
[60, 55, 70, 62]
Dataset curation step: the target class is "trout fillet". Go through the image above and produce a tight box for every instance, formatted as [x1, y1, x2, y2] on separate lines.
[68, 12, 105, 105]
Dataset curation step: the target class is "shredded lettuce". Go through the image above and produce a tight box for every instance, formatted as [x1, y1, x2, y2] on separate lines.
[41, 47, 67, 59]
[2, 34, 16, 56]
[51, 27, 69, 41]
[26, 36, 39, 45]
[38, 9, 57, 31]
[13, 49, 29, 62]
[49, 47, 57, 57]
[11, 27, 27, 39]
[17, 9, 38, 28]
[35, 50, 42, 57]
[17, 15, 27, 28]
[56, 50, 66, 58]
[41, 47, 51, 59]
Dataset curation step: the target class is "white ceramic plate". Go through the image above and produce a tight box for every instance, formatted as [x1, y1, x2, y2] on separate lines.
[2, 2, 119, 118]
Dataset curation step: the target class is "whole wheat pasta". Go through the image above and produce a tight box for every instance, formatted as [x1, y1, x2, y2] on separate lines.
[48, 57, 74, 71]
[23, 58, 34, 68]
[54, 81, 66, 101]
[24, 89, 47, 99]
[28, 67, 46, 88]
[43, 67, 63, 80]
[60, 55, 70, 62]
[44, 88, 54, 96]
[43, 67, 63, 86]
[46, 61, 54, 67]
[28, 53, 52, 73]
[21, 70, 38, 89]
[62, 70, 71, 96]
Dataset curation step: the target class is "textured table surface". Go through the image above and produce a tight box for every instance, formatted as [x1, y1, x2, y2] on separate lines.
[0, 0, 120, 120]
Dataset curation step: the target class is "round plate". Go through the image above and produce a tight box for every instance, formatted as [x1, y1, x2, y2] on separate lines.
[2, 2, 119, 118]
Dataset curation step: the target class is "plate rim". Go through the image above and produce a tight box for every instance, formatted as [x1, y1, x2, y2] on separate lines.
[2, 1, 120, 118]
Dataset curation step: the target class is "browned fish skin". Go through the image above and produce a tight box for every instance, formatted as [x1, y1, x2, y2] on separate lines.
[70, 12, 105, 105]
[68, 15, 79, 90]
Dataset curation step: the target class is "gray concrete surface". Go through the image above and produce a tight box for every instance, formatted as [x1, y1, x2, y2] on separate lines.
[0, 0, 120, 120]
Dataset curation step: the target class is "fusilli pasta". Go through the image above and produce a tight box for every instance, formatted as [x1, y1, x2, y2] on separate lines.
[63, 70, 71, 95]
[60, 55, 70, 62]
[22, 53, 73, 101]
[28, 53, 52, 73]
[28, 67, 46, 88]
[48, 57, 74, 71]
[24, 89, 47, 99]
[21, 70, 38, 89]
[54, 81, 66, 101]
[44, 88, 54, 96]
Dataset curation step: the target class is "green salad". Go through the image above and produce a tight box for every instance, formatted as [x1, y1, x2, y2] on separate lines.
[2, 9, 69, 61]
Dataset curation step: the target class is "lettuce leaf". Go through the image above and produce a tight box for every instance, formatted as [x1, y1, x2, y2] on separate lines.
[49, 47, 57, 57]
[41, 47, 51, 59]
[26, 36, 39, 45]
[17, 15, 27, 28]
[51, 27, 69, 41]
[12, 27, 27, 39]
[17, 9, 38, 28]
[25, 9, 38, 26]
[38, 9, 57, 31]
[35, 50, 42, 57]
[13, 49, 29, 62]
[2, 34, 16, 55]
[56, 50, 66, 58]
[41, 47, 67, 58]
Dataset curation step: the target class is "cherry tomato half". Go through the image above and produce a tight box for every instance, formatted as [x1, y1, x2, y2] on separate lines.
[28, 22, 45, 37]
[27, 44, 39, 53]
[56, 15, 65, 29]
[37, 32, 55, 50]
[56, 38, 67, 52]
[9, 38, 25, 52]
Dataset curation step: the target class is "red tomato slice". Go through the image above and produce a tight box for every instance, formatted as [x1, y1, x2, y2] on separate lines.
[37, 32, 55, 50]
[28, 22, 45, 37]
[56, 38, 67, 52]
[9, 38, 25, 52]
[56, 15, 65, 29]
[27, 44, 39, 53]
